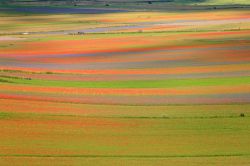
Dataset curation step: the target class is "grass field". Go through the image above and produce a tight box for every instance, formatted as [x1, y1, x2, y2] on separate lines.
[0, 2, 250, 165]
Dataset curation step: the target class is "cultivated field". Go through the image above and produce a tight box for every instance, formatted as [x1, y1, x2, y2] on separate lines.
[0, 2, 250, 165]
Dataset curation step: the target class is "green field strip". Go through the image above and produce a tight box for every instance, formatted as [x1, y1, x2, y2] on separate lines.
[1, 98, 250, 118]
[1, 111, 249, 119]
[0, 153, 250, 158]
[0, 76, 249, 88]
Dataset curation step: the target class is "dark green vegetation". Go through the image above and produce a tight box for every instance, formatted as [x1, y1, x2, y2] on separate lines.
[1, 0, 250, 11]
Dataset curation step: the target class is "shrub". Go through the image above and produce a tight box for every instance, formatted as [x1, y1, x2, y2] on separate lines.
[240, 113, 245, 117]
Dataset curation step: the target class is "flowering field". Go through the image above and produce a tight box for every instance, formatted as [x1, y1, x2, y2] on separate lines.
[0, 5, 250, 165]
